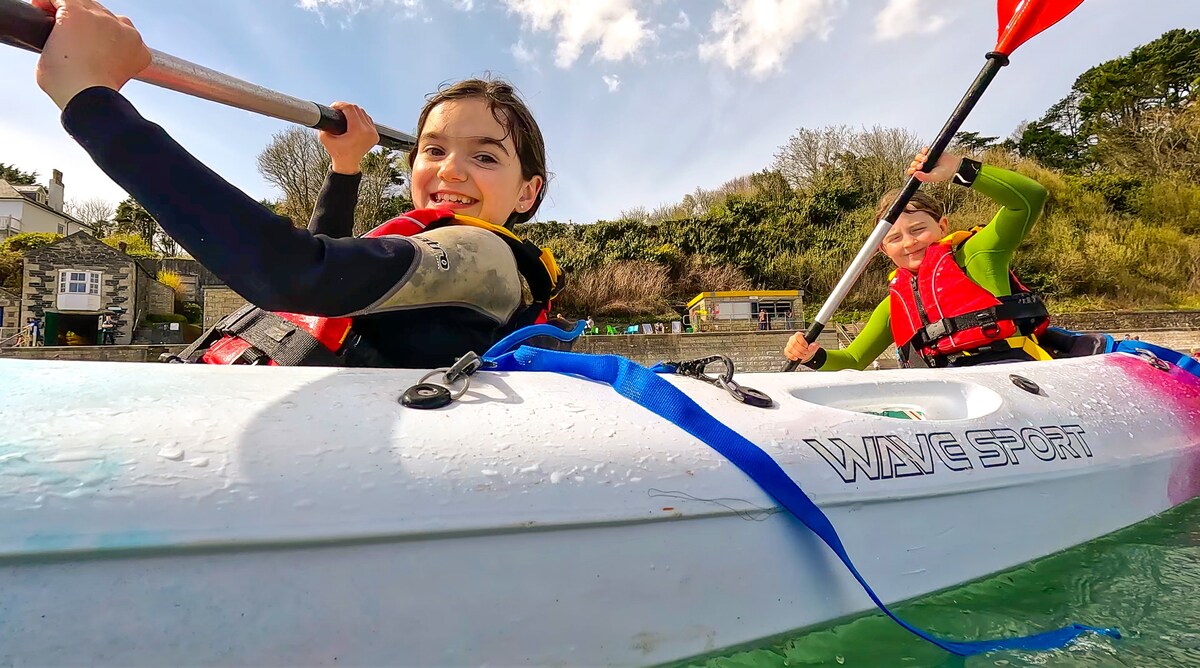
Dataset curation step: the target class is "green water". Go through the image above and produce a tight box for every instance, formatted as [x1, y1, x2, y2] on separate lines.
[685, 499, 1200, 668]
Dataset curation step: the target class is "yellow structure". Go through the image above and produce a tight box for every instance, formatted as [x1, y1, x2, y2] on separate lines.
[687, 290, 803, 332]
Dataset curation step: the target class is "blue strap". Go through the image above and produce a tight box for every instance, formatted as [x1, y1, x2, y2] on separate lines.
[487, 321, 587, 356]
[481, 335, 1118, 656]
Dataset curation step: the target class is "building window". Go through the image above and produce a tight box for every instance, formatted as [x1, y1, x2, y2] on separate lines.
[58, 222, 66, 235]
[58, 270, 101, 295]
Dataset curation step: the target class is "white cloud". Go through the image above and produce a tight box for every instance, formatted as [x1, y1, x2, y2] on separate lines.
[699, 0, 845, 78]
[298, 0, 363, 10]
[452, 0, 474, 10]
[297, 0, 423, 19]
[671, 11, 691, 31]
[873, 0, 949, 41]
[602, 74, 621, 93]
[510, 39, 537, 64]
[502, 0, 651, 68]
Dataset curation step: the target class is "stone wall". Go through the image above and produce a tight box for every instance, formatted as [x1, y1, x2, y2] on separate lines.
[145, 278, 175, 315]
[0, 287, 18, 342]
[1055, 310, 1200, 332]
[21, 232, 137, 344]
[574, 330, 846, 372]
[573, 324, 1200, 372]
[177, 274, 199, 303]
[0, 344, 185, 363]
[162, 257, 223, 284]
[202, 286, 248, 330]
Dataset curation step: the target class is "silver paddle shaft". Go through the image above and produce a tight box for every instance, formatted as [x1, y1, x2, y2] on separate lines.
[812, 219, 892, 325]
[140, 50, 415, 150]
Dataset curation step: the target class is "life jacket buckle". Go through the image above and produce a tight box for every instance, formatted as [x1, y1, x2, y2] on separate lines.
[923, 320, 947, 342]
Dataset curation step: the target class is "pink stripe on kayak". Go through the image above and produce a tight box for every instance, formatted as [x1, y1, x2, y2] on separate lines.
[1108, 354, 1200, 505]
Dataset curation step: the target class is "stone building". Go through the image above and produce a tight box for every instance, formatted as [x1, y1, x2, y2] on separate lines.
[20, 232, 175, 345]
[202, 285, 248, 331]
[0, 287, 19, 343]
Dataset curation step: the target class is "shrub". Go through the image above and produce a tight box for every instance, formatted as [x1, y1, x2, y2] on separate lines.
[178, 301, 203, 324]
[553, 261, 674, 319]
[1135, 180, 1200, 235]
[0, 249, 20, 291]
[101, 233, 158, 259]
[156, 269, 184, 296]
[0, 232, 60, 254]
[144, 313, 188, 324]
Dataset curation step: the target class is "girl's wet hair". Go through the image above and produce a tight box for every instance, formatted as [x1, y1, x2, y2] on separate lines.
[874, 189, 944, 224]
[409, 78, 548, 227]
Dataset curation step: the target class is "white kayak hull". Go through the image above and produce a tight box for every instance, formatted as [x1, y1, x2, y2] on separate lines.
[1, 353, 1198, 666]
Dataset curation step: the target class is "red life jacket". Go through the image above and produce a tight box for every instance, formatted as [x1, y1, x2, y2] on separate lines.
[190, 209, 564, 366]
[889, 229, 1048, 367]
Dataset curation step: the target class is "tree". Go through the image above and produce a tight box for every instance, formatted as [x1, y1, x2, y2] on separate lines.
[66, 197, 115, 237]
[113, 197, 178, 255]
[0, 163, 38, 186]
[1016, 121, 1087, 171]
[953, 131, 1000, 153]
[256, 127, 409, 234]
[1079, 29, 1200, 132]
[772, 125, 921, 197]
[772, 125, 854, 190]
[257, 127, 332, 224]
[844, 125, 923, 195]
[352, 148, 411, 236]
[616, 206, 650, 224]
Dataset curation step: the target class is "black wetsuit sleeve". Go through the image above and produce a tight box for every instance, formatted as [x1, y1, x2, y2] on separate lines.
[308, 171, 361, 237]
[61, 87, 414, 317]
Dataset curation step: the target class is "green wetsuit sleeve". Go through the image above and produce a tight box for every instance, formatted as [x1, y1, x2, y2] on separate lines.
[817, 298, 893, 371]
[956, 164, 1048, 296]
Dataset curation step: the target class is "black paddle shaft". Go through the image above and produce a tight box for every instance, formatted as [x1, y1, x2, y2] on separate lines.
[783, 52, 1009, 372]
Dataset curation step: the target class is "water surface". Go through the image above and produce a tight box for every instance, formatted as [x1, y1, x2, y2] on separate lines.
[684, 499, 1200, 667]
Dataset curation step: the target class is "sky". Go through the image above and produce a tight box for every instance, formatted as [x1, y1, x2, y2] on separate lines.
[1, 0, 1197, 224]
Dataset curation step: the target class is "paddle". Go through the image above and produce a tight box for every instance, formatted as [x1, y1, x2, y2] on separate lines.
[782, 0, 1085, 372]
[0, 0, 416, 150]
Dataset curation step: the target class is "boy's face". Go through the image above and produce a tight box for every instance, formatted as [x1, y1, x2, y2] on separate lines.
[880, 209, 949, 272]
[411, 98, 542, 226]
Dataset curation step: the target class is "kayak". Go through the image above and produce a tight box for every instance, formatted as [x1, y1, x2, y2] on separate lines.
[1, 350, 1198, 666]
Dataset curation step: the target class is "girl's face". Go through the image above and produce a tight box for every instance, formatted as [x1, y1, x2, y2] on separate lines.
[410, 98, 542, 226]
[880, 209, 949, 272]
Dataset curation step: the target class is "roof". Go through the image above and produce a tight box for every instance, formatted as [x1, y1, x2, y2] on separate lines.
[0, 179, 92, 232]
[25, 230, 135, 266]
[0, 180, 24, 200]
[687, 290, 802, 309]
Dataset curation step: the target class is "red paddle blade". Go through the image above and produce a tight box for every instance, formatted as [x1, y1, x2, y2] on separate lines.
[995, 0, 1085, 55]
